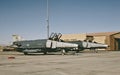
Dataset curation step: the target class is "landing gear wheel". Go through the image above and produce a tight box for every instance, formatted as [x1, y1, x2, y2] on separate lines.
[61, 49, 66, 55]
[24, 52, 28, 55]
[43, 51, 47, 55]
[76, 50, 80, 53]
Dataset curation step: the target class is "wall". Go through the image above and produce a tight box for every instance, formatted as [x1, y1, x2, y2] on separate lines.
[113, 33, 120, 38]
[93, 36, 106, 44]
[61, 33, 86, 41]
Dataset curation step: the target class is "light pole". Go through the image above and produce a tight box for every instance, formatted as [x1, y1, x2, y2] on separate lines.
[46, 0, 49, 39]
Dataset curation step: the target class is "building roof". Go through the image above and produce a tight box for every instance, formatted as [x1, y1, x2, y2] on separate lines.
[87, 32, 120, 36]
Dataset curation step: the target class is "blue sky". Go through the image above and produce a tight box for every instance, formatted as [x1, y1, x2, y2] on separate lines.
[0, 0, 120, 44]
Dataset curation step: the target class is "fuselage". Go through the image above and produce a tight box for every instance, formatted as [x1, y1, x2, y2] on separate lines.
[13, 39, 78, 53]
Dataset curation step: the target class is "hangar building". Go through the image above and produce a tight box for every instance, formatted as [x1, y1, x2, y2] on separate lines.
[61, 32, 120, 50]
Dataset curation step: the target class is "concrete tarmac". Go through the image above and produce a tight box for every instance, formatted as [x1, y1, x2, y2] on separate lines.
[0, 51, 120, 75]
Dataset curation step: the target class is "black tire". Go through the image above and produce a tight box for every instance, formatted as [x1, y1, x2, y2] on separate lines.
[43, 51, 47, 55]
[76, 50, 80, 53]
[24, 52, 28, 55]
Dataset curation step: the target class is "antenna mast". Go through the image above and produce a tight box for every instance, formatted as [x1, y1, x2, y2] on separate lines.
[47, 0, 49, 39]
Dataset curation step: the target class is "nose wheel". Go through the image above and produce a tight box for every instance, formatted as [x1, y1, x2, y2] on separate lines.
[61, 49, 66, 55]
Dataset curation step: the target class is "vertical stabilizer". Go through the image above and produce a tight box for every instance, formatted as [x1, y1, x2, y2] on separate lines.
[12, 35, 23, 42]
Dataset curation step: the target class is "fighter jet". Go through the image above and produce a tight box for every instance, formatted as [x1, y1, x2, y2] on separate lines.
[12, 33, 78, 55]
[68, 40, 108, 53]
[12, 33, 108, 55]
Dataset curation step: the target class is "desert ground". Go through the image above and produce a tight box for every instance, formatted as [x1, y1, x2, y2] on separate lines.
[0, 51, 120, 75]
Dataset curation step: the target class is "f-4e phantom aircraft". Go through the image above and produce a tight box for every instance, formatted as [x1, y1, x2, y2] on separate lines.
[12, 33, 108, 55]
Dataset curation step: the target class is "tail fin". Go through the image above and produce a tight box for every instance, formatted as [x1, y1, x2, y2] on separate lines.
[12, 35, 23, 42]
